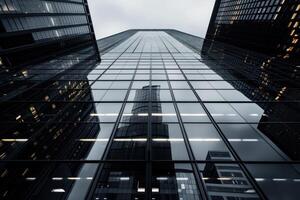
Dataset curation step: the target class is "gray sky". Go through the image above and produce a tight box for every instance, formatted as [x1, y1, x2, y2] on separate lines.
[87, 0, 215, 39]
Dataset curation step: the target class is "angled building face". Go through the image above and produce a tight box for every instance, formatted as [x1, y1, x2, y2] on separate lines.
[204, 0, 300, 65]
[0, 12, 300, 199]
[0, 0, 99, 69]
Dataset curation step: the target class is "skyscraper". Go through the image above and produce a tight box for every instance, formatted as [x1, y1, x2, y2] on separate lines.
[81, 30, 299, 200]
[0, 0, 101, 199]
[1, 3, 300, 198]
[0, 0, 99, 73]
[204, 0, 300, 64]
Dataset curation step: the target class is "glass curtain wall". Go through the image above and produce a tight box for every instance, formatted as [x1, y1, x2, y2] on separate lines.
[1, 30, 300, 200]
[81, 31, 300, 200]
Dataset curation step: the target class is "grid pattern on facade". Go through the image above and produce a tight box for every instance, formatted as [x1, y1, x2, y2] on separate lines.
[215, 0, 282, 24]
[66, 31, 299, 199]
[1, 31, 300, 200]
[206, 0, 300, 63]
[0, 0, 99, 70]
[0, 0, 91, 44]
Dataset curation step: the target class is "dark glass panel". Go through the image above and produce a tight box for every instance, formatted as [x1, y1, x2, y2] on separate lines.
[152, 123, 189, 160]
[92, 163, 146, 200]
[184, 124, 232, 160]
[106, 123, 147, 160]
[152, 163, 202, 200]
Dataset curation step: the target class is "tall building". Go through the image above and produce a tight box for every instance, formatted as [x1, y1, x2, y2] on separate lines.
[202, 0, 300, 163]
[1, 11, 300, 199]
[204, 0, 300, 65]
[73, 30, 300, 199]
[0, 0, 99, 75]
[0, 0, 101, 199]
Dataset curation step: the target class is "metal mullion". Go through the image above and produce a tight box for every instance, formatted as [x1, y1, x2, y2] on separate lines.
[3, 121, 298, 125]
[2, 160, 300, 164]
[163, 34, 268, 200]
[0, 13, 86, 18]
[145, 44, 153, 200]
[46, 0, 85, 5]
[84, 34, 144, 200]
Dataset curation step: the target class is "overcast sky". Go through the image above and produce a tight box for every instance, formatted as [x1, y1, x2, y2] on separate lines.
[87, 0, 215, 39]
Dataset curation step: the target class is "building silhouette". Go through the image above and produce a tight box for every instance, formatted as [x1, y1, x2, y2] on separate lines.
[0, 1, 300, 198]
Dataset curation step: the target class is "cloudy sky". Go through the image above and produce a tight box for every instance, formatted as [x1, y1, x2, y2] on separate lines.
[87, 0, 215, 39]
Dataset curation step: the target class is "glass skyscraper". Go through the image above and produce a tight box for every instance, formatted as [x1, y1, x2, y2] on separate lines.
[1, 27, 299, 199]
[1, 1, 300, 199]
[204, 0, 300, 65]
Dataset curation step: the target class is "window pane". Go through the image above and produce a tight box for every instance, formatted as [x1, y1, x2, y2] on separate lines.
[121, 103, 149, 123]
[219, 124, 285, 161]
[196, 90, 225, 101]
[177, 103, 210, 122]
[184, 124, 231, 160]
[107, 123, 147, 160]
[94, 103, 122, 122]
[173, 90, 197, 101]
[128, 89, 150, 101]
[93, 90, 127, 101]
[152, 123, 189, 160]
[170, 81, 190, 89]
[205, 103, 245, 122]
[151, 103, 178, 122]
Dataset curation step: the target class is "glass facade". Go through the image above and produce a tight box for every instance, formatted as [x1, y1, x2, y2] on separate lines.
[1, 29, 299, 200]
[205, 0, 300, 65]
[0, 0, 99, 68]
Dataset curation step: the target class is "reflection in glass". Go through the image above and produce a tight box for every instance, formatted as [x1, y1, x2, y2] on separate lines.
[121, 103, 148, 123]
[152, 164, 202, 200]
[152, 123, 189, 160]
[94, 103, 122, 122]
[151, 81, 169, 89]
[205, 103, 244, 122]
[151, 103, 178, 122]
[199, 159, 260, 200]
[177, 103, 210, 122]
[107, 123, 147, 160]
[128, 89, 150, 101]
[184, 124, 231, 160]
[219, 124, 286, 161]
[92, 164, 146, 199]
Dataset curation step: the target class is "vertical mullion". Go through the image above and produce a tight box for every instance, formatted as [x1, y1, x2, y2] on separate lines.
[146, 42, 153, 200]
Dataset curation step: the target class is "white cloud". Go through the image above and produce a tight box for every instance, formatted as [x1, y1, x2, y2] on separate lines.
[87, 0, 215, 39]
